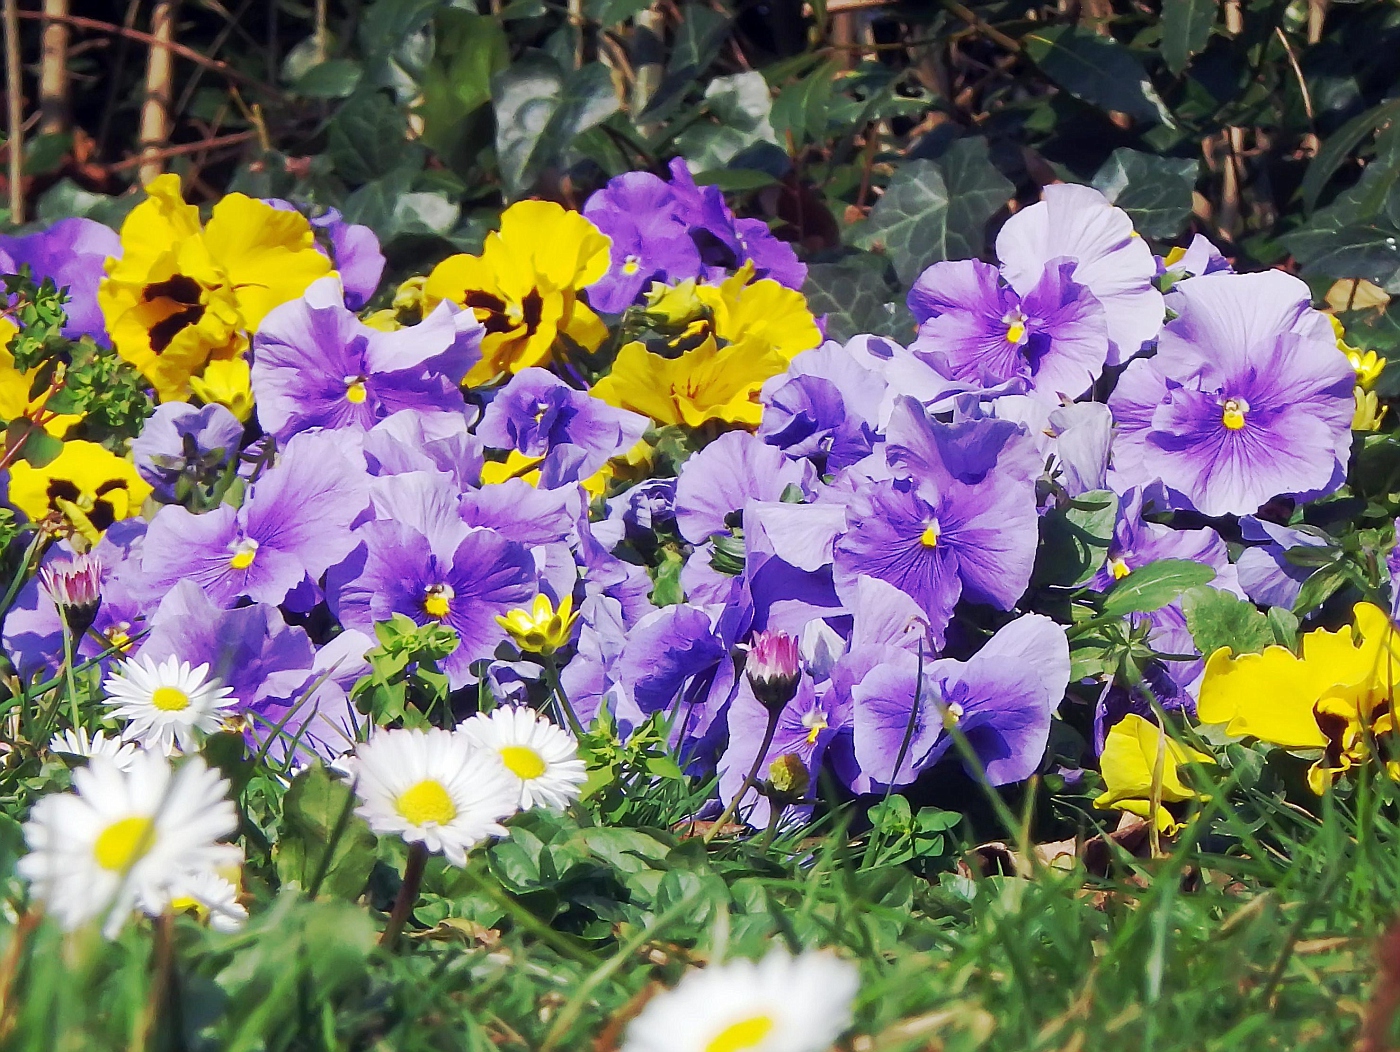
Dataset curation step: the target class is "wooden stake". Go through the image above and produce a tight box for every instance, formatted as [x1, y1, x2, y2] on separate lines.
[3, 0, 21, 224]
[138, 0, 178, 187]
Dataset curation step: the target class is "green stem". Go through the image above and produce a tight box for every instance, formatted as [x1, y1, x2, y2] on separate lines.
[60, 618, 78, 733]
[542, 655, 585, 738]
[378, 843, 427, 951]
[704, 709, 779, 845]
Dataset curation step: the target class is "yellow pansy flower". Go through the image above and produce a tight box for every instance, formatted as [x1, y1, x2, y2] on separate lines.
[188, 356, 254, 423]
[423, 201, 611, 386]
[1093, 713, 1214, 833]
[479, 450, 545, 487]
[0, 317, 80, 437]
[98, 175, 331, 402]
[9, 440, 153, 544]
[1353, 387, 1388, 431]
[591, 333, 786, 428]
[496, 593, 580, 656]
[693, 264, 822, 362]
[1198, 602, 1400, 792]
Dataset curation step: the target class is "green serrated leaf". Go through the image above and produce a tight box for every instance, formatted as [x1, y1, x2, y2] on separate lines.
[1180, 585, 1272, 659]
[1100, 558, 1217, 617]
[274, 765, 378, 901]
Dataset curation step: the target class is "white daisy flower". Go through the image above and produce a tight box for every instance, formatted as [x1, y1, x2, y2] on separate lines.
[104, 654, 236, 755]
[48, 728, 142, 772]
[457, 706, 587, 811]
[18, 751, 240, 938]
[168, 869, 247, 933]
[622, 949, 860, 1052]
[349, 728, 520, 867]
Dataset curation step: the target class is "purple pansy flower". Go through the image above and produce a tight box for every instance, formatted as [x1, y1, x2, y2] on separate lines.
[674, 430, 814, 545]
[249, 629, 374, 766]
[251, 277, 480, 443]
[1158, 233, 1232, 281]
[361, 409, 484, 490]
[0, 217, 121, 343]
[833, 398, 1040, 646]
[850, 613, 1069, 789]
[907, 258, 1109, 401]
[1236, 516, 1332, 609]
[131, 401, 245, 502]
[994, 397, 1112, 497]
[583, 173, 703, 313]
[141, 431, 369, 607]
[759, 339, 887, 471]
[1108, 271, 1354, 517]
[476, 368, 648, 482]
[325, 481, 537, 688]
[996, 183, 1163, 366]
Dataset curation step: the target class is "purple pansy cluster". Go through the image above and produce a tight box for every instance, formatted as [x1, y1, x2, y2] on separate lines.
[0, 176, 1369, 835]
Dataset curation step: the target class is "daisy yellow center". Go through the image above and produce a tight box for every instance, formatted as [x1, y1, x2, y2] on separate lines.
[151, 686, 190, 712]
[396, 779, 457, 826]
[499, 745, 547, 780]
[423, 584, 454, 620]
[1006, 319, 1027, 345]
[346, 379, 368, 404]
[705, 1015, 775, 1052]
[1221, 398, 1247, 431]
[920, 522, 941, 548]
[229, 539, 258, 570]
[93, 816, 155, 872]
[1110, 557, 1131, 580]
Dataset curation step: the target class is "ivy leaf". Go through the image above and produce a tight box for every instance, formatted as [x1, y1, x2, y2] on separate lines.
[1100, 558, 1216, 617]
[1093, 148, 1199, 238]
[417, 10, 508, 163]
[293, 59, 363, 99]
[1024, 25, 1174, 127]
[327, 91, 415, 184]
[675, 72, 778, 171]
[494, 52, 619, 200]
[802, 259, 915, 343]
[1160, 0, 1217, 75]
[852, 138, 1012, 284]
[1180, 586, 1273, 659]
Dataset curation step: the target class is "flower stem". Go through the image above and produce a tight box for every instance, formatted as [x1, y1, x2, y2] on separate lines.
[704, 710, 779, 845]
[379, 842, 428, 950]
[542, 655, 586, 739]
[59, 618, 79, 732]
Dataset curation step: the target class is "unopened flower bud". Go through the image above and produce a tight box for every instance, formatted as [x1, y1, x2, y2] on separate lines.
[39, 552, 103, 638]
[765, 753, 809, 802]
[746, 629, 801, 714]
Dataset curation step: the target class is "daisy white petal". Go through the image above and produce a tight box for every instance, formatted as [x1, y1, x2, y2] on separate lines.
[48, 728, 142, 772]
[104, 653, 236, 755]
[457, 706, 587, 811]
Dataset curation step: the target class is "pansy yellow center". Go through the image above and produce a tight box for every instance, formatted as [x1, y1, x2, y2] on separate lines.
[622, 255, 641, 275]
[802, 709, 828, 745]
[396, 779, 457, 826]
[1006, 319, 1027, 345]
[106, 624, 133, 651]
[152, 686, 190, 712]
[93, 816, 155, 872]
[345, 378, 368, 404]
[942, 700, 965, 727]
[499, 745, 547, 780]
[705, 1015, 775, 1052]
[1221, 397, 1248, 431]
[920, 521, 941, 548]
[423, 583, 454, 620]
[1110, 557, 1131, 580]
[229, 538, 259, 570]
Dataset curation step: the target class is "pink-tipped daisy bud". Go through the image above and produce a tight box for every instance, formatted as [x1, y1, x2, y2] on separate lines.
[38, 553, 103, 638]
[746, 629, 801, 714]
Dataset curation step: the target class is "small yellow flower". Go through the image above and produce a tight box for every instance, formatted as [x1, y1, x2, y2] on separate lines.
[9, 440, 153, 543]
[188, 356, 254, 422]
[592, 333, 786, 428]
[495, 594, 580, 656]
[1093, 714, 1214, 833]
[644, 279, 706, 326]
[1353, 387, 1387, 431]
[424, 201, 611, 386]
[694, 264, 821, 362]
[99, 174, 331, 401]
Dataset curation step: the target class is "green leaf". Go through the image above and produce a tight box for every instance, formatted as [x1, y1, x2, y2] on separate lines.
[1100, 558, 1217, 617]
[650, 547, 685, 606]
[416, 10, 508, 161]
[1283, 212, 1400, 292]
[802, 259, 916, 343]
[1300, 99, 1400, 213]
[1292, 563, 1348, 616]
[274, 765, 378, 901]
[852, 138, 1012, 283]
[327, 91, 415, 184]
[493, 53, 620, 200]
[1034, 490, 1118, 588]
[1266, 606, 1300, 650]
[1180, 586, 1273, 659]
[770, 60, 840, 150]
[676, 72, 778, 171]
[1092, 148, 1199, 238]
[594, 0, 655, 26]
[24, 132, 71, 177]
[1160, 0, 1217, 75]
[1023, 25, 1173, 126]
[293, 59, 363, 99]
